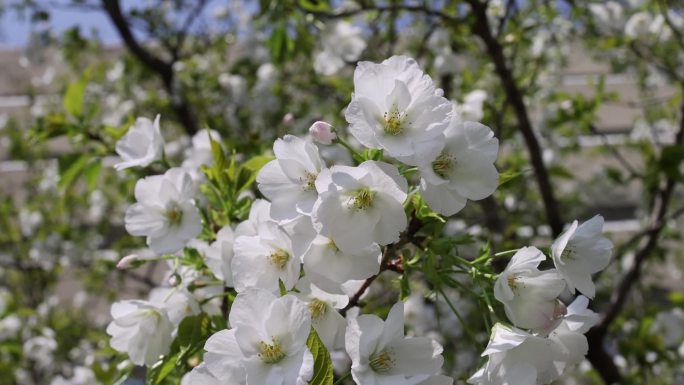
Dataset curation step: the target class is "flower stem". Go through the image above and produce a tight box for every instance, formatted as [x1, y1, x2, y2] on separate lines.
[335, 137, 364, 163]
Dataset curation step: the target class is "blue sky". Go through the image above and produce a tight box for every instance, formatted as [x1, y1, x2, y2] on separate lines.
[0, 3, 123, 48]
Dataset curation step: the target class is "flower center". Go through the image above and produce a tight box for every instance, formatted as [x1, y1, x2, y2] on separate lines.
[432, 152, 455, 178]
[369, 350, 394, 373]
[350, 187, 376, 210]
[268, 249, 290, 269]
[382, 104, 407, 136]
[507, 274, 520, 291]
[302, 171, 318, 192]
[164, 203, 183, 226]
[327, 240, 340, 253]
[308, 298, 328, 320]
[560, 245, 576, 261]
[258, 338, 286, 364]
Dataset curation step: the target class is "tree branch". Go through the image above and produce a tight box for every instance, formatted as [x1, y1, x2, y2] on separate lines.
[340, 213, 422, 316]
[465, 0, 564, 236]
[586, 96, 684, 384]
[101, 0, 199, 135]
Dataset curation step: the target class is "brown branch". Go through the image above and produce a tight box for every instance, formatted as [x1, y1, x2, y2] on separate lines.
[101, 0, 199, 135]
[340, 213, 422, 316]
[299, 3, 459, 23]
[586, 97, 684, 384]
[588, 124, 642, 178]
[465, 0, 564, 237]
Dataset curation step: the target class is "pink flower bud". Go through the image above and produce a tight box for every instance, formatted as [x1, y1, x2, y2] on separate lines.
[309, 121, 336, 145]
[116, 254, 139, 269]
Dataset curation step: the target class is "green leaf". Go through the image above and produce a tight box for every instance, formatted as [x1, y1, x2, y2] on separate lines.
[278, 278, 288, 296]
[298, 0, 331, 12]
[307, 328, 334, 385]
[177, 313, 211, 347]
[399, 270, 411, 301]
[660, 144, 684, 181]
[58, 154, 89, 191]
[209, 131, 228, 173]
[243, 154, 274, 172]
[498, 169, 524, 186]
[146, 351, 180, 385]
[63, 73, 89, 117]
[84, 158, 102, 191]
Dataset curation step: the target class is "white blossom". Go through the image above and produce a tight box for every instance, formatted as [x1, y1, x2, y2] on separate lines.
[257, 135, 326, 222]
[301, 232, 381, 294]
[205, 226, 236, 286]
[453, 90, 487, 121]
[346, 302, 445, 385]
[293, 277, 348, 350]
[232, 221, 300, 293]
[106, 300, 173, 366]
[312, 160, 408, 254]
[114, 115, 164, 170]
[212, 289, 314, 385]
[494, 247, 567, 331]
[125, 168, 202, 254]
[551, 215, 613, 298]
[314, 21, 366, 76]
[418, 120, 499, 216]
[345, 55, 453, 165]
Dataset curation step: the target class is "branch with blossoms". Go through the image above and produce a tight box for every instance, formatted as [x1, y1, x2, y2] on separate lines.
[101, 52, 617, 385]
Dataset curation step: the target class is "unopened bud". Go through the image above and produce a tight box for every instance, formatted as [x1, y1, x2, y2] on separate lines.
[309, 121, 336, 145]
[116, 254, 139, 269]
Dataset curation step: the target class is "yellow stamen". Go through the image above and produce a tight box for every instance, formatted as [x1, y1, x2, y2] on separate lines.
[268, 249, 290, 269]
[308, 298, 328, 320]
[351, 187, 376, 210]
[369, 350, 394, 372]
[258, 338, 286, 364]
[432, 152, 455, 179]
[382, 104, 407, 136]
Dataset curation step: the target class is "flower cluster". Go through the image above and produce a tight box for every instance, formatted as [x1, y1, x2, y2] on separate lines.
[470, 216, 613, 385]
[104, 53, 613, 385]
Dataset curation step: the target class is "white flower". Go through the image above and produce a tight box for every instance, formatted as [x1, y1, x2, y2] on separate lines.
[50, 367, 99, 385]
[453, 90, 487, 121]
[309, 121, 337, 145]
[106, 300, 173, 366]
[302, 233, 381, 294]
[551, 215, 613, 298]
[468, 324, 565, 385]
[232, 221, 300, 293]
[408, 375, 454, 385]
[312, 160, 408, 254]
[652, 308, 684, 347]
[494, 247, 567, 331]
[114, 115, 164, 170]
[257, 135, 326, 222]
[182, 363, 225, 385]
[148, 287, 200, 327]
[345, 55, 453, 165]
[182, 129, 222, 171]
[418, 120, 499, 216]
[293, 277, 349, 350]
[346, 302, 445, 385]
[235, 199, 272, 237]
[470, 297, 598, 385]
[205, 226, 236, 286]
[23, 335, 57, 369]
[200, 330, 247, 384]
[314, 21, 366, 76]
[124, 168, 203, 254]
[227, 289, 313, 385]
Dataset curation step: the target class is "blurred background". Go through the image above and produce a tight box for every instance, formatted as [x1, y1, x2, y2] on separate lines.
[0, 1, 683, 384]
